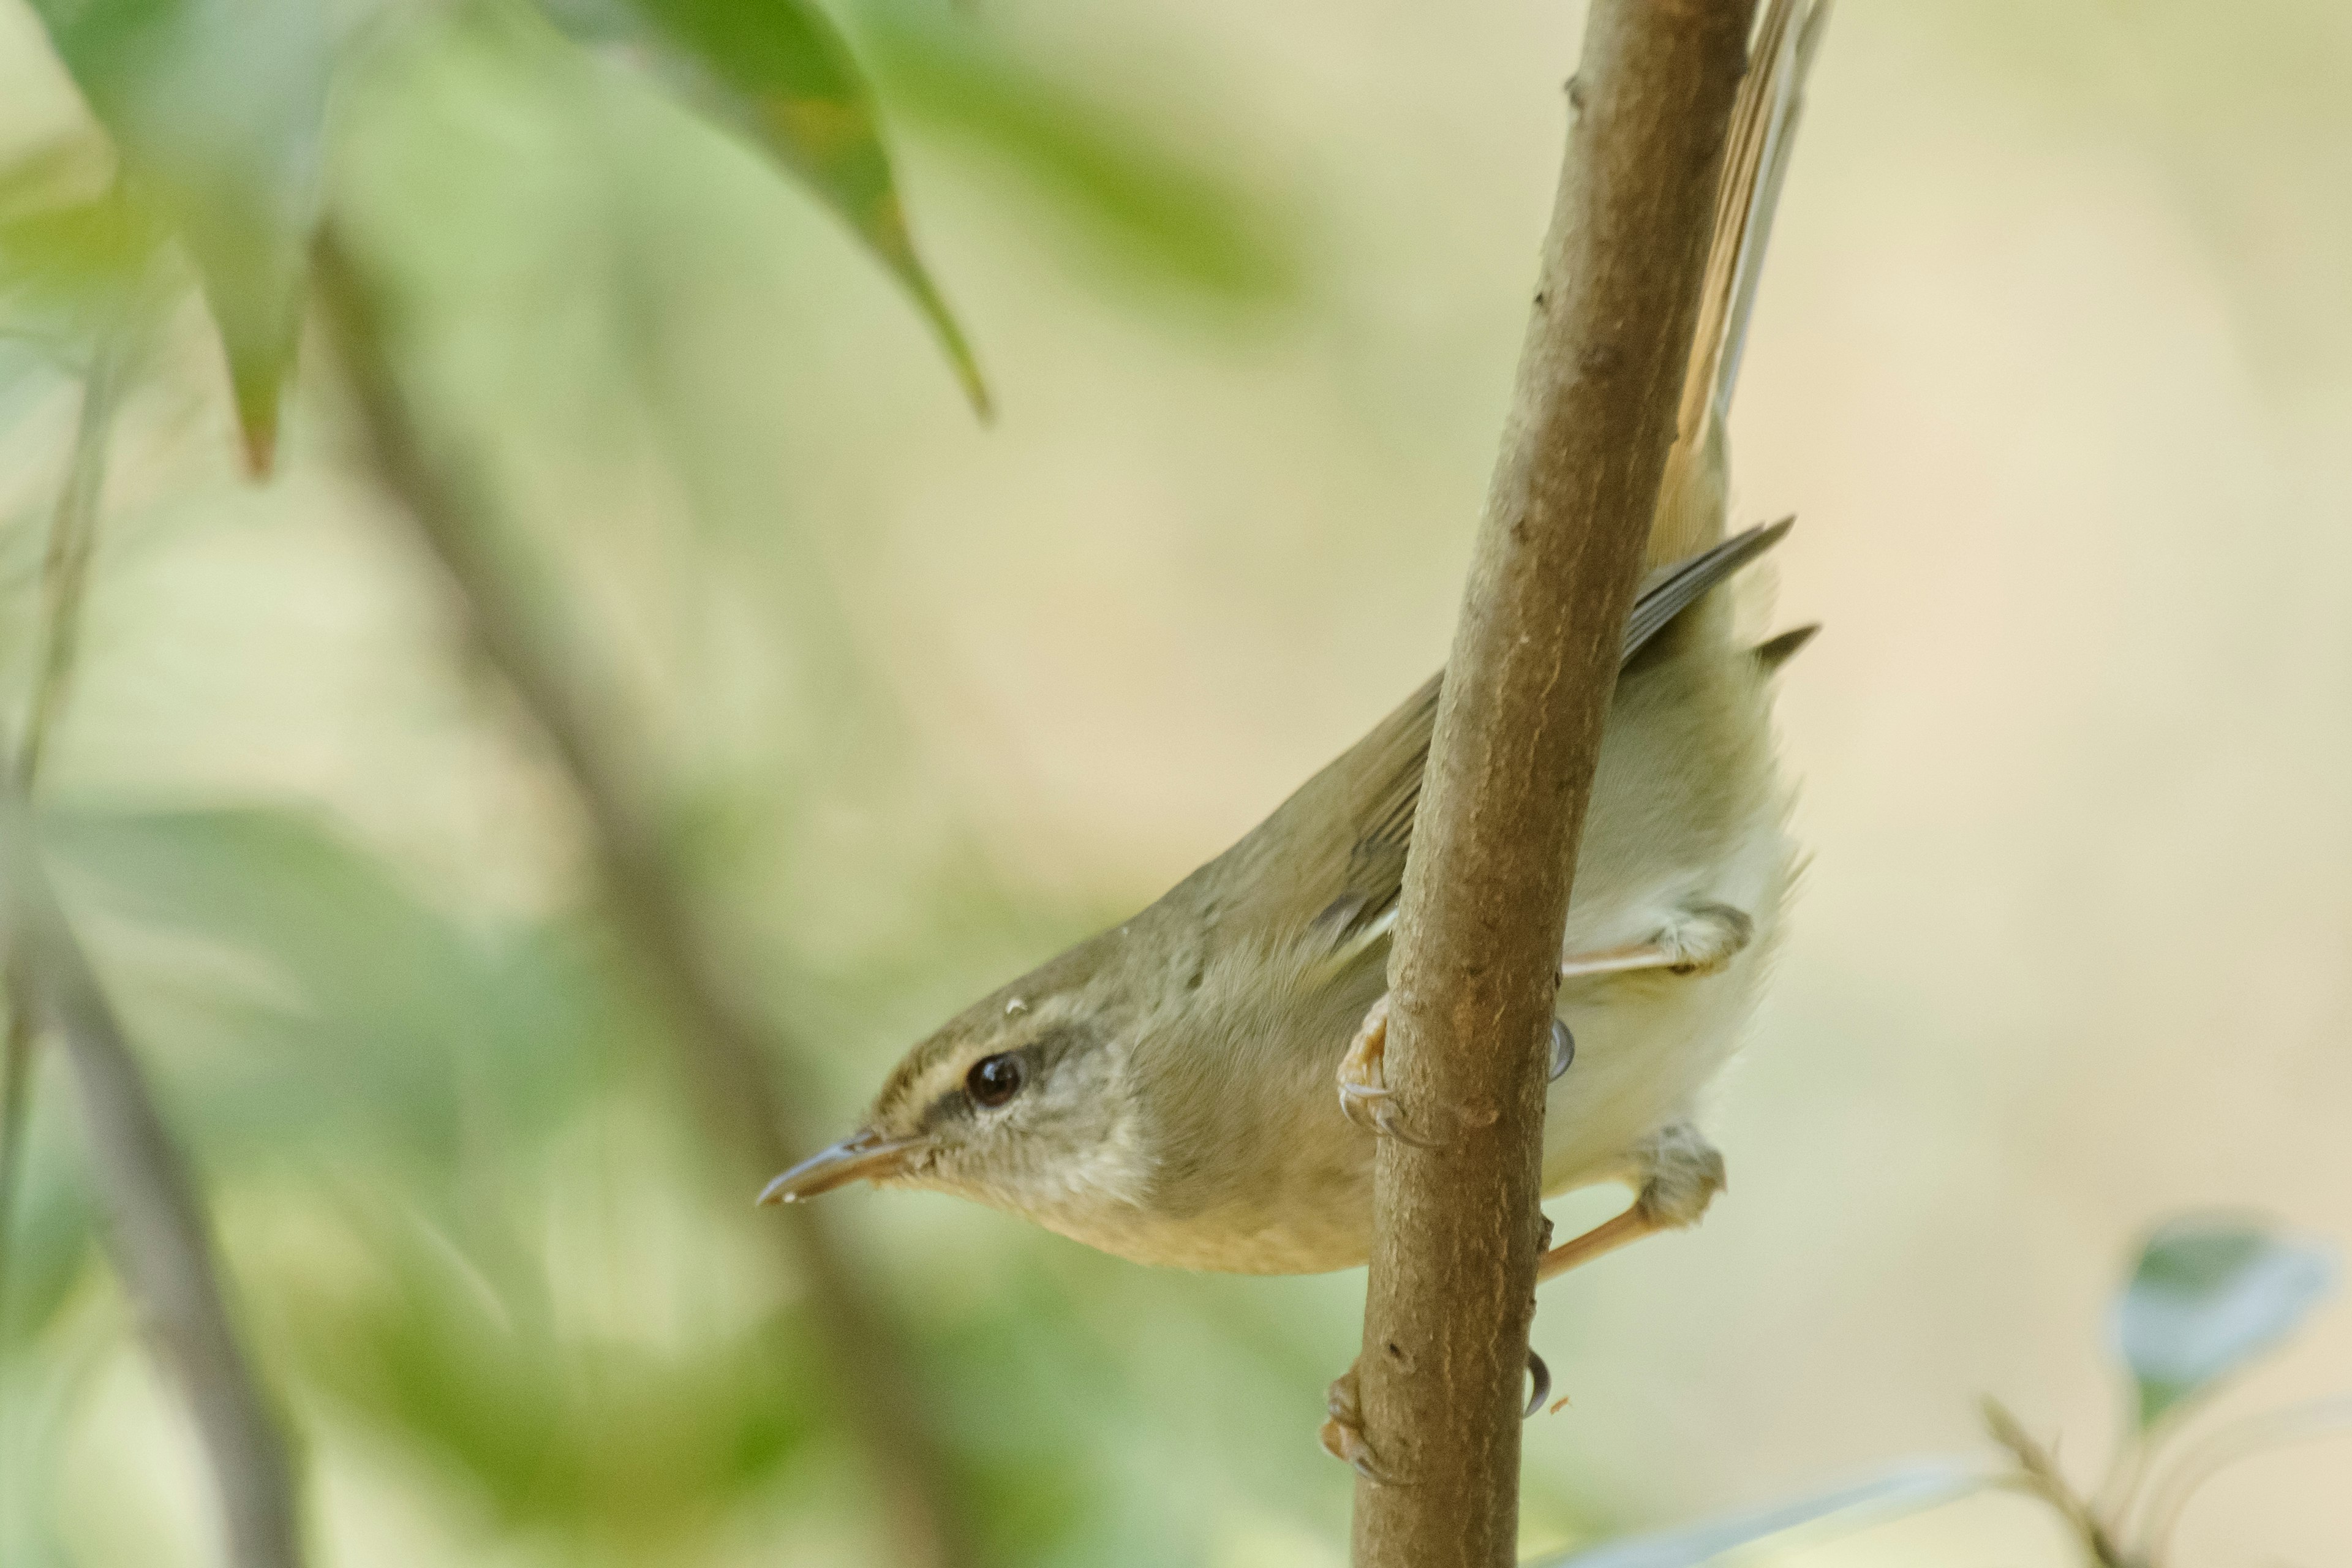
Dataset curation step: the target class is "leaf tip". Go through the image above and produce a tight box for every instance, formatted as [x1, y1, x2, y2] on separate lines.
[238, 402, 279, 480]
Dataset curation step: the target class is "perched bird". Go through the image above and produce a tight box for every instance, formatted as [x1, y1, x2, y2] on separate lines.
[766, 0, 1825, 1333]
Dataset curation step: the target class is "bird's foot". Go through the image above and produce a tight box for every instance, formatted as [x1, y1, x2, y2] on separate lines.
[1335, 994, 1440, 1145]
[1338, 997, 1573, 1142]
[1537, 1122, 1725, 1282]
[1558, 901, 1754, 980]
[1523, 1348, 1551, 1418]
[1318, 1365, 1396, 1484]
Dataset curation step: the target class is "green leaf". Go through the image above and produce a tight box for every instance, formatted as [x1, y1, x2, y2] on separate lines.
[288, 1215, 822, 1540]
[28, 0, 336, 474]
[2114, 1216, 2338, 1430]
[0, 1054, 98, 1357]
[589, 0, 987, 413]
[1534, 1463, 1984, 1567]
[0, 158, 171, 350]
[42, 804, 622, 1170]
[856, 4, 1302, 308]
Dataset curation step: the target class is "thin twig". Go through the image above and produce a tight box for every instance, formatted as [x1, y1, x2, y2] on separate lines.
[1346, 4, 1754, 1564]
[1983, 1397, 2138, 1568]
[310, 225, 977, 1568]
[2134, 1395, 2352, 1561]
[0, 780, 308, 1568]
[0, 314, 142, 1322]
[19, 318, 140, 788]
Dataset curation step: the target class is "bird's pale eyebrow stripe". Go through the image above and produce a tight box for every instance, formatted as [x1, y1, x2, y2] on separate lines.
[913, 1023, 1098, 1132]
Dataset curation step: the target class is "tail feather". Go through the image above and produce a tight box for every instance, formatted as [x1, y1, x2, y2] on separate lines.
[1751, 622, 1821, 673]
[1649, 0, 1829, 568]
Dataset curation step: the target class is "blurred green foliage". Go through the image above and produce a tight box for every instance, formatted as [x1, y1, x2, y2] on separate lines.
[2114, 1216, 2338, 1432]
[551, 0, 990, 412]
[0, 2, 1332, 1566]
[27, 0, 331, 469]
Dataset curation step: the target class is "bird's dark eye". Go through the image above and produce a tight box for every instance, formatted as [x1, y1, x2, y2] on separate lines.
[965, 1052, 1025, 1109]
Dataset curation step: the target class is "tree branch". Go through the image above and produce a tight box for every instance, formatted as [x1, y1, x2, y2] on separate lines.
[309, 227, 978, 1568]
[1350, 4, 1754, 1564]
[0, 303, 305, 1568]
[1, 312, 142, 1318]
[0, 788, 308, 1568]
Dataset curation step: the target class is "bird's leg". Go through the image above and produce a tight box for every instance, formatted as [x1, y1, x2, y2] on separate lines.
[1558, 901, 1753, 980]
[1318, 1363, 1394, 1483]
[1537, 1122, 1725, 1282]
[1339, 998, 1574, 1142]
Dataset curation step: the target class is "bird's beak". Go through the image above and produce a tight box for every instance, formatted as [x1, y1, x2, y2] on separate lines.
[757, 1128, 921, 1205]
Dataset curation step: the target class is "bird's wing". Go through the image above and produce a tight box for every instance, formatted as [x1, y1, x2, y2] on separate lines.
[1211, 1, 1828, 960]
[1239, 519, 1794, 962]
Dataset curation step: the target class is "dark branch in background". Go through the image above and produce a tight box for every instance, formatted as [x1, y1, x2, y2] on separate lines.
[311, 227, 978, 1568]
[0, 791, 309, 1568]
[1349, 4, 1752, 1565]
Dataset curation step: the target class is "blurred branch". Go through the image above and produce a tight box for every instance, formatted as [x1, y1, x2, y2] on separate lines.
[1348, 2, 1751, 1564]
[1, 304, 142, 1327]
[0, 785, 309, 1568]
[0, 287, 300, 1568]
[2135, 1395, 2352, 1561]
[311, 224, 979, 1568]
[1983, 1398, 2138, 1568]
[17, 320, 139, 785]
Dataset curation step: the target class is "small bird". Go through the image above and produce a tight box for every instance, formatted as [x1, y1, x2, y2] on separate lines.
[766, 0, 1825, 1411]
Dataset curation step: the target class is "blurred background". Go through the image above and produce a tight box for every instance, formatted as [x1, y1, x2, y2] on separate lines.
[1, 0, 2348, 1564]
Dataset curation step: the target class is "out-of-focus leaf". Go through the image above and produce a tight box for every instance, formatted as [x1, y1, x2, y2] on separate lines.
[28, 0, 337, 473]
[0, 146, 172, 362]
[42, 804, 622, 1171]
[2113, 1216, 2338, 1430]
[289, 1215, 820, 1540]
[562, 0, 987, 412]
[1, 1343, 94, 1568]
[1534, 1462, 1985, 1567]
[0, 183, 168, 339]
[0, 1054, 96, 1357]
[856, 3, 1301, 308]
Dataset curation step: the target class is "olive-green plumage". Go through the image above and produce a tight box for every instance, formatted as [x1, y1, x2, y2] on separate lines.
[766, 0, 1829, 1281]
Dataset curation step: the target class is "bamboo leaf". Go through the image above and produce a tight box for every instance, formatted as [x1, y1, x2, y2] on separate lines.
[857, 3, 1301, 307]
[576, 0, 987, 413]
[28, 0, 336, 474]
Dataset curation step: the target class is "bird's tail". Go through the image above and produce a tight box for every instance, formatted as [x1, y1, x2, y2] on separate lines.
[1648, 0, 1830, 570]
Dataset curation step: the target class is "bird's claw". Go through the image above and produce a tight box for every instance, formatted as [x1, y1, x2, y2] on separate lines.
[1319, 1367, 1398, 1485]
[1336, 993, 1443, 1147]
[1336, 1079, 1441, 1147]
[1525, 1348, 1551, 1419]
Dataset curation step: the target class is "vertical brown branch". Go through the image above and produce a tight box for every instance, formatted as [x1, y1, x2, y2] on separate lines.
[311, 229, 978, 1568]
[1351, 4, 1754, 1564]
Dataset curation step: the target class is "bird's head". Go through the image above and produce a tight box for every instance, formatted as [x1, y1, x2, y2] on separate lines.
[759, 933, 1162, 1231]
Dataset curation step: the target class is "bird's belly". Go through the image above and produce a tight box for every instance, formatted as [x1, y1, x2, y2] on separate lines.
[1539, 943, 1767, 1194]
[1030, 1189, 1373, 1275]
